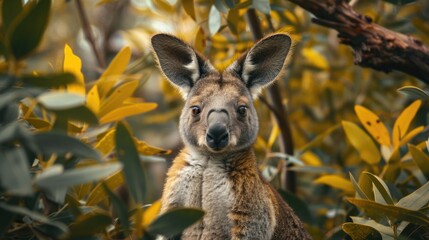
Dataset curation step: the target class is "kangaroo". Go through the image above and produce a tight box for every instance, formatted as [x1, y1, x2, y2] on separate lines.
[151, 33, 310, 240]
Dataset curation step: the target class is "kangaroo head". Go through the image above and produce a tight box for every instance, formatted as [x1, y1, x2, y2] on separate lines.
[151, 34, 291, 156]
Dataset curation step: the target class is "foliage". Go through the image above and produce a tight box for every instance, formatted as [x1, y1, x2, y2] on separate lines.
[0, 0, 429, 239]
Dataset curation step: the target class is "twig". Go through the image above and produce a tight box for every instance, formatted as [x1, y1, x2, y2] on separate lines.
[246, 9, 297, 193]
[75, 0, 105, 68]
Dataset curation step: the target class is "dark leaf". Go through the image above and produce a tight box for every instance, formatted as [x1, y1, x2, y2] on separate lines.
[115, 122, 147, 203]
[33, 131, 103, 161]
[7, 0, 52, 60]
[147, 208, 205, 237]
[0, 148, 32, 195]
[253, 0, 270, 14]
[277, 189, 315, 225]
[0, 103, 19, 125]
[21, 73, 77, 88]
[102, 184, 130, 233]
[383, 0, 417, 6]
[1, 0, 23, 33]
[0, 202, 68, 234]
[53, 105, 99, 125]
[0, 122, 39, 154]
[69, 210, 112, 237]
[214, 0, 228, 13]
[342, 223, 382, 240]
[0, 87, 44, 110]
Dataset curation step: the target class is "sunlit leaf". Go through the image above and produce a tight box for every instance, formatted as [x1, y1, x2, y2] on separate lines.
[314, 175, 354, 194]
[342, 223, 382, 240]
[146, 208, 204, 237]
[182, 0, 196, 21]
[349, 173, 369, 200]
[409, 144, 429, 180]
[86, 170, 124, 206]
[354, 105, 391, 146]
[227, 9, 240, 35]
[350, 216, 395, 237]
[142, 200, 161, 228]
[347, 198, 429, 226]
[342, 121, 381, 165]
[300, 151, 322, 166]
[7, 0, 51, 60]
[86, 84, 100, 113]
[136, 140, 171, 155]
[98, 79, 139, 116]
[24, 117, 51, 130]
[302, 48, 329, 70]
[99, 102, 157, 124]
[208, 5, 221, 36]
[64, 44, 85, 95]
[253, 0, 270, 14]
[398, 86, 429, 100]
[97, 46, 131, 98]
[392, 100, 421, 147]
[69, 210, 112, 237]
[115, 122, 146, 203]
[94, 129, 116, 156]
[297, 124, 340, 154]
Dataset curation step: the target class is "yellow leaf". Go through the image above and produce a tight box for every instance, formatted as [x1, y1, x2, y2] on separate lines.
[142, 200, 161, 228]
[301, 48, 329, 70]
[97, 46, 131, 98]
[393, 100, 422, 147]
[98, 79, 139, 116]
[86, 85, 100, 113]
[64, 44, 85, 95]
[94, 129, 116, 156]
[315, 175, 354, 194]
[267, 124, 279, 150]
[99, 102, 157, 124]
[86, 171, 124, 206]
[136, 140, 171, 155]
[354, 105, 391, 147]
[301, 151, 322, 166]
[342, 121, 381, 165]
[398, 126, 424, 147]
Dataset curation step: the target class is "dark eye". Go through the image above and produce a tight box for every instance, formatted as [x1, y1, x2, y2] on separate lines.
[191, 106, 201, 116]
[237, 105, 247, 115]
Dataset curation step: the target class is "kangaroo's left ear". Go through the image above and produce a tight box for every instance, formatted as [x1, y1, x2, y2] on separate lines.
[226, 34, 292, 98]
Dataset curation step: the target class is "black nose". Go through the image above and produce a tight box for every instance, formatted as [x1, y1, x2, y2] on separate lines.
[206, 123, 229, 150]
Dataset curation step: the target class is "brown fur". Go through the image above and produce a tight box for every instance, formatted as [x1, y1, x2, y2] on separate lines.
[152, 33, 311, 240]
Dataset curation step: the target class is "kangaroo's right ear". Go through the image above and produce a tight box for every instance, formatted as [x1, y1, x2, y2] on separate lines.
[151, 34, 215, 98]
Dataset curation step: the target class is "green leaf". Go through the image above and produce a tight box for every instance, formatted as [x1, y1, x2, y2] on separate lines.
[54, 105, 99, 125]
[69, 210, 112, 237]
[33, 132, 103, 161]
[383, 0, 417, 6]
[0, 148, 32, 195]
[347, 198, 429, 226]
[208, 5, 221, 36]
[21, 73, 77, 88]
[214, 0, 228, 13]
[342, 223, 382, 240]
[7, 0, 51, 60]
[396, 180, 429, 210]
[351, 216, 395, 238]
[253, 0, 270, 14]
[363, 172, 394, 205]
[1, 0, 23, 33]
[147, 208, 205, 237]
[398, 86, 429, 100]
[0, 88, 44, 110]
[224, 0, 234, 8]
[0, 202, 68, 234]
[349, 173, 369, 200]
[35, 163, 121, 190]
[115, 122, 147, 203]
[38, 92, 85, 110]
[102, 184, 130, 233]
[409, 144, 429, 180]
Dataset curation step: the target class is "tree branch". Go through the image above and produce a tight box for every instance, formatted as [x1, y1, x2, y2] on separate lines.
[289, 0, 429, 84]
[75, 0, 105, 68]
[246, 9, 297, 193]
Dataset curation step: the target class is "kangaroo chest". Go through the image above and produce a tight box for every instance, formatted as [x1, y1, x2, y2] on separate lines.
[172, 156, 233, 239]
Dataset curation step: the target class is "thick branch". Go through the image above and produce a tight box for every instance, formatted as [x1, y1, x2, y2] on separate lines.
[246, 9, 297, 193]
[289, 0, 429, 84]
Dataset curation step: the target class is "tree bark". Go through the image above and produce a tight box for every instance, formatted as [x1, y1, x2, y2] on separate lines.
[289, 0, 429, 84]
